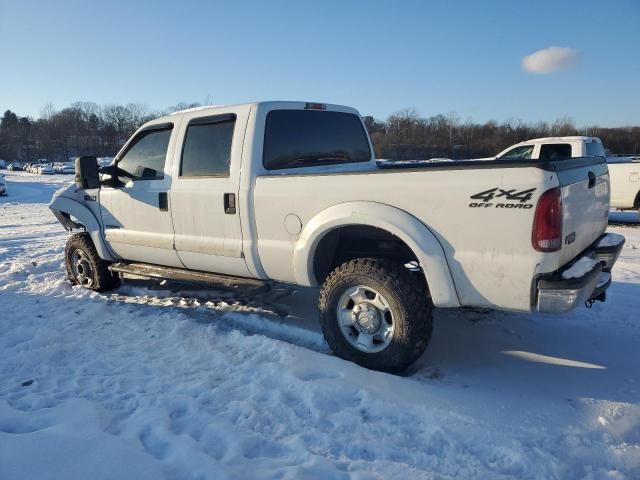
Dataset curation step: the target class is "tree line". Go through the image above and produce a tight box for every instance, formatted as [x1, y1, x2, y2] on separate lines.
[0, 102, 199, 162]
[1, 102, 639, 163]
[364, 110, 640, 160]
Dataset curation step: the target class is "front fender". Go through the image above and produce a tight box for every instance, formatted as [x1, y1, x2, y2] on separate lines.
[293, 201, 460, 308]
[49, 194, 115, 261]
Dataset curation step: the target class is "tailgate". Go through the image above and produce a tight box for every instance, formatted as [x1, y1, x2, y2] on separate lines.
[553, 158, 609, 266]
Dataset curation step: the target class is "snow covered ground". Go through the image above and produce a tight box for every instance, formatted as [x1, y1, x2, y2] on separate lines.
[1, 171, 639, 479]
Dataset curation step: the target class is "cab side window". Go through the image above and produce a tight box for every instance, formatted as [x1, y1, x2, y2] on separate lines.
[180, 115, 236, 177]
[117, 127, 172, 181]
[499, 145, 534, 160]
[539, 143, 572, 161]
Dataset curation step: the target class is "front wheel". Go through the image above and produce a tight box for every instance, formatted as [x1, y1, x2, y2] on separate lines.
[64, 233, 119, 292]
[319, 258, 434, 373]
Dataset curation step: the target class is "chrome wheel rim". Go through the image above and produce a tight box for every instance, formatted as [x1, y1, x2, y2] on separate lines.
[337, 285, 394, 353]
[71, 249, 94, 287]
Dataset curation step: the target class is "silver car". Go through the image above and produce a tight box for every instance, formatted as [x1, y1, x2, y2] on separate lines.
[60, 162, 75, 174]
[37, 164, 54, 175]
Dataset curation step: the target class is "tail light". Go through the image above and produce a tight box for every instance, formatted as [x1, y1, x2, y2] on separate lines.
[532, 187, 563, 252]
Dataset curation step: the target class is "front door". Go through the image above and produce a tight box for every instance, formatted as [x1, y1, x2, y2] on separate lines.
[99, 121, 182, 267]
[169, 107, 250, 277]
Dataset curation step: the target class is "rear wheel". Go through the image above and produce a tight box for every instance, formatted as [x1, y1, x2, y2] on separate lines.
[64, 233, 119, 292]
[319, 258, 434, 373]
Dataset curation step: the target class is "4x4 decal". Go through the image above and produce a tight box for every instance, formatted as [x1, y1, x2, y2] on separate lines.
[469, 187, 536, 209]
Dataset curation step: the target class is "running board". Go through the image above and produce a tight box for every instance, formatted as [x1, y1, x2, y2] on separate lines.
[109, 262, 266, 290]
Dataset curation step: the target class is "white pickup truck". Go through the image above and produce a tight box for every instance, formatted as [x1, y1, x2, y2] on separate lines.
[495, 136, 640, 216]
[495, 135, 607, 161]
[607, 156, 640, 215]
[50, 102, 625, 372]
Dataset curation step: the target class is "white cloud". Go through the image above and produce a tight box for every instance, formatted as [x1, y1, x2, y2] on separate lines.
[522, 46, 580, 74]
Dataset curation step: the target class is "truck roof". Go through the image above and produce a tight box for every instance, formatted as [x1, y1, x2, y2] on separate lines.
[518, 136, 602, 144]
[157, 101, 361, 122]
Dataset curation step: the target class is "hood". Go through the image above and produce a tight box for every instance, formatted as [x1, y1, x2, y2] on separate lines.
[50, 183, 83, 206]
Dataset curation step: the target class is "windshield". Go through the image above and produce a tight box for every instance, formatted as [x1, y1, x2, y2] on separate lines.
[498, 145, 534, 160]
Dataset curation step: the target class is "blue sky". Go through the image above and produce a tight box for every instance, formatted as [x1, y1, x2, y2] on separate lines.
[1, 0, 638, 126]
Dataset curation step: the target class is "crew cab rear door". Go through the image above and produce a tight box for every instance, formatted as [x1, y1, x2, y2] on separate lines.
[553, 158, 609, 265]
[169, 105, 251, 277]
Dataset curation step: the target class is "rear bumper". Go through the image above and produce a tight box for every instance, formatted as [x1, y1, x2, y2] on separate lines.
[536, 232, 624, 313]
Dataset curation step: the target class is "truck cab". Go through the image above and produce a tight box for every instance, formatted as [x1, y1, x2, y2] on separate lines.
[495, 136, 606, 161]
[89, 102, 375, 278]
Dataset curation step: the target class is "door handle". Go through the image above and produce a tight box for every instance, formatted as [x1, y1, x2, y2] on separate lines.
[158, 192, 168, 211]
[587, 171, 596, 189]
[224, 193, 236, 214]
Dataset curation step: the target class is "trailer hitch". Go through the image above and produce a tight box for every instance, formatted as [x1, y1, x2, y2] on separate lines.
[585, 291, 606, 308]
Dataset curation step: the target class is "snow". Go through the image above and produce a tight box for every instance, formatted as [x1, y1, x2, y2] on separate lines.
[607, 156, 640, 164]
[561, 257, 600, 280]
[0, 399, 164, 480]
[598, 233, 626, 248]
[1, 170, 640, 479]
[376, 158, 485, 167]
[597, 272, 612, 288]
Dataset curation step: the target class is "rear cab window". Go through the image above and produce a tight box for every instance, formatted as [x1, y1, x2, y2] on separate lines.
[263, 110, 372, 170]
[586, 141, 605, 158]
[539, 143, 572, 161]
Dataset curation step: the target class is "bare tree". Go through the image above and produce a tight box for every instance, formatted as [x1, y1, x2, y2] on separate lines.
[1, 102, 638, 162]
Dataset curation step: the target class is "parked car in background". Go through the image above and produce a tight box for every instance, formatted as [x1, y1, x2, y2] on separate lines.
[97, 157, 114, 167]
[50, 101, 624, 373]
[0, 173, 7, 195]
[37, 164, 54, 175]
[495, 136, 606, 161]
[0, 160, 6, 169]
[30, 159, 49, 173]
[60, 162, 75, 174]
[54, 162, 69, 173]
[607, 156, 640, 215]
[51, 161, 76, 174]
[8, 162, 23, 171]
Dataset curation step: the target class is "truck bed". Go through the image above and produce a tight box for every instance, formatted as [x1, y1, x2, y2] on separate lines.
[375, 156, 604, 171]
[254, 157, 608, 312]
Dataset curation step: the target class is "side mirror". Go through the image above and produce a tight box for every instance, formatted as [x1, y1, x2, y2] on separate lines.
[75, 156, 100, 189]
